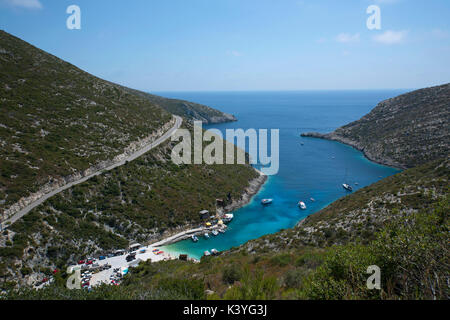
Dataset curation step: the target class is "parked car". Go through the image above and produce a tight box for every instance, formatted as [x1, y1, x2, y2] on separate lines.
[86, 260, 93, 265]
[78, 260, 85, 265]
[99, 256, 106, 260]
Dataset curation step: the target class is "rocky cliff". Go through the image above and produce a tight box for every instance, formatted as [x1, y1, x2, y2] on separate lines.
[302, 84, 450, 169]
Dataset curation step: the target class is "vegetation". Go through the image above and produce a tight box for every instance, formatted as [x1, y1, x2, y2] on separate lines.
[126, 89, 237, 124]
[240, 159, 449, 252]
[5, 197, 447, 300]
[0, 30, 172, 213]
[302, 83, 449, 169]
[0, 122, 259, 288]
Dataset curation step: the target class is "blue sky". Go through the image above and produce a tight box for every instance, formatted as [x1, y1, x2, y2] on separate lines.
[1, 0, 449, 91]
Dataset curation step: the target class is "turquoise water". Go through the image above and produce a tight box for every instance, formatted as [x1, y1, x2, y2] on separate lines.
[156, 91, 405, 260]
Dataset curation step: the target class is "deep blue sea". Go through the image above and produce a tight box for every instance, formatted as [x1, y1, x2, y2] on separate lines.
[155, 90, 406, 259]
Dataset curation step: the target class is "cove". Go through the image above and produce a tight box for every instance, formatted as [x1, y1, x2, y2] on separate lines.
[158, 90, 405, 260]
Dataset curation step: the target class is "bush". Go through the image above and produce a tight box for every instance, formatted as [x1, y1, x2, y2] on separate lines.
[222, 264, 242, 285]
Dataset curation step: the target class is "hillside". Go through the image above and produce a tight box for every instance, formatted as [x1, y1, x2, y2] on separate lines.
[126, 89, 237, 124]
[12, 84, 445, 300]
[0, 122, 261, 288]
[302, 84, 450, 169]
[0, 30, 235, 222]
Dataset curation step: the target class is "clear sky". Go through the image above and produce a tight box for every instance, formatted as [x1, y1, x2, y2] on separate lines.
[1, 0, 449, 91]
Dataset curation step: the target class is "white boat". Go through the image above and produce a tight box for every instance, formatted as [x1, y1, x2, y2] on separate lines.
[342, 183, 353, 191]
[211, 249, 219, 256]
[298, 201, 307, 210]
[223, 214, 234, 223]
[204, 251, 211, 256]
[191, 235, 199, 242]
[212, 230, 219, 236]
[310, 198, 315, 202]
[218, 228, 226, 234]
[261, 198, 273, 205]
[204, 233, 210, 239]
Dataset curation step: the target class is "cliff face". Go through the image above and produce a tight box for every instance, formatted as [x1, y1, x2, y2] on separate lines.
[302, 84, 450, 169]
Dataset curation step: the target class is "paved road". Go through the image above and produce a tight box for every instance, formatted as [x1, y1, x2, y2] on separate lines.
[2, 115, 182, 227]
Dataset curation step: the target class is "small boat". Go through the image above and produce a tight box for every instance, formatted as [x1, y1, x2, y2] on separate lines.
[218, 228, 226, 234]
[261, 198, 273, 205]
[354, 182, 359, 185]
[212, 230, 219, 236]
[342, 183, 353, 192]
[298, 201, 307, 210]
[191, 235, 199, 242]
[204, 251, 211, 256]
[310, 198, 315, 202]
[204, 233, 210, 239]
[211, 249, 219, 256]
[223, 214, 234, 223]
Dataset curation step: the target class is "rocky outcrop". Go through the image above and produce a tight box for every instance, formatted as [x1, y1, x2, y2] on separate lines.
[302, 83, 450, 169]
[218, 170, 268, 215]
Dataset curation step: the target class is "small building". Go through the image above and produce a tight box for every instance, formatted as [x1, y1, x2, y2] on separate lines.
[199, 210, 210, 220]
[129, 243, 142, 252]
[114, 249, 126, 256]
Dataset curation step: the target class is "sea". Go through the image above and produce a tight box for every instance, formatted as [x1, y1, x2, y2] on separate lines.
[154, 90, 407, 260]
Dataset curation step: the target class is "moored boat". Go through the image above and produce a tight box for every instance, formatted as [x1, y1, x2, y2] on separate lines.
[204, 233, 210, 239]
[342, 183, 353, 191]
[212, 230, 219, 236]
[191, 235, 199, 242]
[204, 251, 211, 256]
[223, 213, 234, 223]
[298, 201, 307, 210]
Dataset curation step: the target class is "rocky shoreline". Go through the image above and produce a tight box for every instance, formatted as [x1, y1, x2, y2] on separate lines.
[148, 168, 268, 247]
[301, 132, 406, 169]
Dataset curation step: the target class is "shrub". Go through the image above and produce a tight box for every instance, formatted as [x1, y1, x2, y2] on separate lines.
[222, 264, 242, 285]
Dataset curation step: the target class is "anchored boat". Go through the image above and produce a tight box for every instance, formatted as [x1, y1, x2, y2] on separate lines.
[223, 214, 234, 223]
[298, 201, 307, 210]
[261, 198, 273, 205]
[342, 183, 353, 192]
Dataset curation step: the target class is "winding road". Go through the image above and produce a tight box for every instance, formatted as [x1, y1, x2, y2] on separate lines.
[2, 115, 182, 228]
